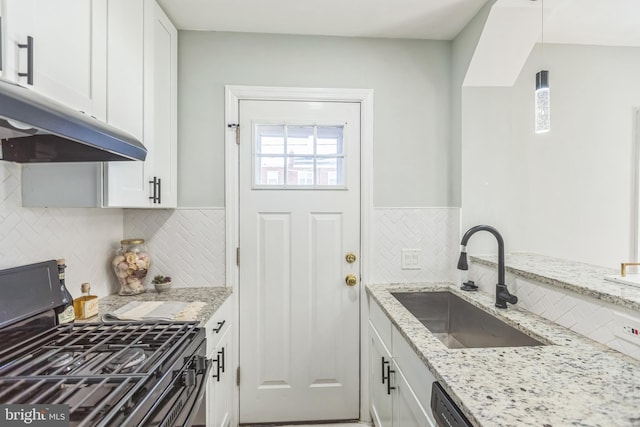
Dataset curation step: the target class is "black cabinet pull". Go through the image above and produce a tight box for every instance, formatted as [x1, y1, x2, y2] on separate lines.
[148, 177, 161, 204]
[157, 178, 161, 204]
[17, 36, 34, 85]
[211, 347, 225, 382]
[218, 347, 225, 375]
[212, 353, 221, 381]
[381, 357, 389, 384]
[213, 320, 226, 333]
[386, 365, 395, 395]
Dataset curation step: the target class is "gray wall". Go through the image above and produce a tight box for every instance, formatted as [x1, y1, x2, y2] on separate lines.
[450, 0, 496, 207]
[177, 31, 452, 207]
[461, 43, 640, 267]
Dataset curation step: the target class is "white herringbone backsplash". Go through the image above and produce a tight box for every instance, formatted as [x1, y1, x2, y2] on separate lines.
[123, 208, 226, 287]
[0, 162, 124, 297]
[470, 262, 640, 361]
[372, 208, 460, 284]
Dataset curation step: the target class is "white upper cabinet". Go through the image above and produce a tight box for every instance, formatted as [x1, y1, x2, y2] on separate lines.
[2, 0, 107, 120]
[21, 0, 178, 209]
[104, 0, 177, 208]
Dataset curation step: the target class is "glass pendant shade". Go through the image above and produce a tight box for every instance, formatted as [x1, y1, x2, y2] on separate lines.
[535, 70, 550, 133]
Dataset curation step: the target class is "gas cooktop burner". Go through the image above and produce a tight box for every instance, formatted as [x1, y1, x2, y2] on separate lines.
[104, 348, 146, 373]
[46, 351, 85, 373]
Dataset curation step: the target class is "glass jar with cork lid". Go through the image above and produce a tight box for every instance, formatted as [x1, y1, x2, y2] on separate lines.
[112, 239, 151, 295]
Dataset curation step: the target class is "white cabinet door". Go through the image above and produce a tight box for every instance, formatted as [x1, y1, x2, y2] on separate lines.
[3, 0, 107, 119]
[392, 363, 432, 427]
[103, 0, 148, 207]
[145, 0, 177, 207]
[211, 326, 232, 427]
[105, 0, 177, 208]
[370, 322, 393, 427]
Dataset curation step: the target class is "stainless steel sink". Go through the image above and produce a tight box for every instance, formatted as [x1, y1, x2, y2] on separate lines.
[392, 291, 545, 349]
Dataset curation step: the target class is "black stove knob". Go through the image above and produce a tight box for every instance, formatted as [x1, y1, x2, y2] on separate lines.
[182, 369, 196, 387]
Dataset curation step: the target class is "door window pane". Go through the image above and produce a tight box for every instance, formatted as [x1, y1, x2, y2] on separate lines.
[254, 124, 346, 188]
[256, 156, 284, 185]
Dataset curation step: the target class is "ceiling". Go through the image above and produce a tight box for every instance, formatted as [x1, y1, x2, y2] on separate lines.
[157, 0, 640, 46]
[156, 0, 490, 40]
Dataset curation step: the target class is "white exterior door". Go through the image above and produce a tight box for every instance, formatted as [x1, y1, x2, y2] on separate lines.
[238, 99, 361, 423]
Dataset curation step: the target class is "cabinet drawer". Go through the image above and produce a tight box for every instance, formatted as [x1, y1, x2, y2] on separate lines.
[205, 299, 231, 356]
[369, 295, 392, 350]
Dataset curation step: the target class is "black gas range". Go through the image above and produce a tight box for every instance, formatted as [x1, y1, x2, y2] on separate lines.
[0, 260, 209, 427]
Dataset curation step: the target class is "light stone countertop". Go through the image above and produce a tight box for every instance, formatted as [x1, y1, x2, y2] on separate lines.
[75, 287, 232, 326]
[471, 252, 640, 311]
[367, 283, 640, 427]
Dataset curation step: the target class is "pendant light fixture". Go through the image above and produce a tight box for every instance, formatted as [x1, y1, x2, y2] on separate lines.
[534, 0, 550, 133]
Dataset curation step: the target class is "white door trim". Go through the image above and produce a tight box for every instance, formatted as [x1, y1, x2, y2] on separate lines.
[224, 85, 374, 425]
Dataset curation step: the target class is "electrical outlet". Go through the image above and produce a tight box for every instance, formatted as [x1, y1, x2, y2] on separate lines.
[401, 249, 421, 270]
[613, 311, 640, 346]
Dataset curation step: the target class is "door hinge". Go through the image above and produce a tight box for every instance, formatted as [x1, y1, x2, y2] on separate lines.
[236, 366, 240, 386]
[236, 247, 240, 266]
[228, 123, 240, 145]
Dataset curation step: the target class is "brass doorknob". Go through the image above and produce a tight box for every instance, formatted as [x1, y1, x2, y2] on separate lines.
[345, 252, 357, 263]
[345, 274, 357, 286]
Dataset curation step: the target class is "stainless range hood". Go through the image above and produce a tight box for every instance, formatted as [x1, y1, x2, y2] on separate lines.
[0, 78, 147, 162]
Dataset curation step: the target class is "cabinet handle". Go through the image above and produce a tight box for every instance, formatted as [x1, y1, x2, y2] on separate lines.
[17, 36, 34, 85]
[213, 320, 226, 333]
[218, 347, 225, 375]
[157, 178, 161, 204]
[211, 348, 225, 382]
[148, 177, 161, 204]
[386, 365, 395, 395]
[212, 353, 221, 381]
[381, 357, 389, 384]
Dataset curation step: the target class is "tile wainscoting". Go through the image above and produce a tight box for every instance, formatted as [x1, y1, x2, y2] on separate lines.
[0, 162, 123, 297]
[371, 207, 460, 284]
[123, 207, 461, 288]
[123, 208, 226, 288]
[469, 261, 640, 361]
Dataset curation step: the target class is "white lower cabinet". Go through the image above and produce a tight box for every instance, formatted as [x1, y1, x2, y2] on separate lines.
[369, 297, 436, 427]
[210, 327, 233, 427]
[195, 299, 234, 427]
[370, 323, 393, 427]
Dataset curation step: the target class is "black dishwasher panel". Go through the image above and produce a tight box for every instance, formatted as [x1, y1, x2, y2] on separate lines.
[431, 382, 472, 427]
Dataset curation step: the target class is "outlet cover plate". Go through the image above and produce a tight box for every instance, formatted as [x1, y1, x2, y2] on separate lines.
[613, 311, 640, 346]
[401, 249, 421, 270]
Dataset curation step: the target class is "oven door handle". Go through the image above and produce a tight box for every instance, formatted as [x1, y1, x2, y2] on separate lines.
[182, 357, 213, 427]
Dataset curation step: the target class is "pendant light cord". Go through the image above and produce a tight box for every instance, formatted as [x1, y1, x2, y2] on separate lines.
[541, 0, 545, 64]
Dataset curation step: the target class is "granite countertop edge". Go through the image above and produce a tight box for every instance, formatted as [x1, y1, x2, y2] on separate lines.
[75, 286, 233, 326]
[470, 252, 640, 311]
[366, 282, 640, 427]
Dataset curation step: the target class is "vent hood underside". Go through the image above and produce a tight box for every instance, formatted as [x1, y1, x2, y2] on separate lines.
[0, 78, 147, 163]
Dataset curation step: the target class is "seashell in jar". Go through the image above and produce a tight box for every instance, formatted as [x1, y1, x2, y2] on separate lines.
[126, 268, 136, 276]
[118, 262, 128, 271]
[132, 269, 147, 279]
[135, 260, 146, 269]
[125, 253, 137, 264]
[112, 255, 125, 266]
[117, 270, 129, 279]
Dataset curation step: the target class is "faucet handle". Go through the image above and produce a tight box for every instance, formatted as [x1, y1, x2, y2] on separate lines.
[621, 262, 640, 277]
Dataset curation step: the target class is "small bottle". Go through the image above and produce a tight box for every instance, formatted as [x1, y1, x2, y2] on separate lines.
[56, 259, 76, 324]
[74, 283, 99, 320]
